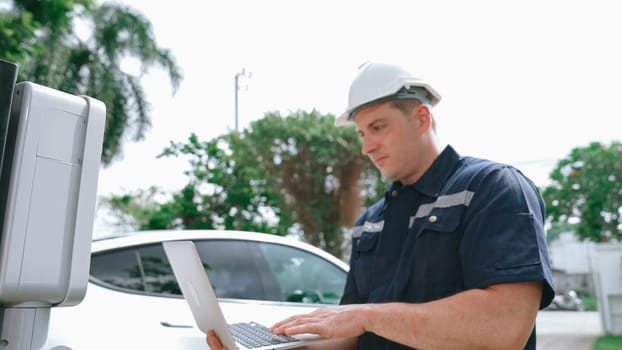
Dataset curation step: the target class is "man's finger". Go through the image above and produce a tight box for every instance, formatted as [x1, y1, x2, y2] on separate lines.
[206, 330, 227, 350]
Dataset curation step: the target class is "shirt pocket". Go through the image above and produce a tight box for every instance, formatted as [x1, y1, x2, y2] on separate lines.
[350, 231, 380, 297]
[415, 205, 463, 237]
[412, 206, 465, 299]
[353, 230, 380, 253]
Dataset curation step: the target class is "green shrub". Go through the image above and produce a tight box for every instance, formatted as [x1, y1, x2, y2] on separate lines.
[593, 335, 622, 350]
[582, 296, 598, 311]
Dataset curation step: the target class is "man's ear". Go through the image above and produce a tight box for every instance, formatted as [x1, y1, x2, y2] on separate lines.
[415, 104, 432, 131]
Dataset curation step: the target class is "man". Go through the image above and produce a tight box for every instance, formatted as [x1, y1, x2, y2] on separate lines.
[207, 62, 555, 349]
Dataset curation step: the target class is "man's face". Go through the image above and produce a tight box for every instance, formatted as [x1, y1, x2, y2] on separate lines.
[354, 102, 425, 184]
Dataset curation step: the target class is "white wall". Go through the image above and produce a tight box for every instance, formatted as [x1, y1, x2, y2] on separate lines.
[549, 231, 593, 274]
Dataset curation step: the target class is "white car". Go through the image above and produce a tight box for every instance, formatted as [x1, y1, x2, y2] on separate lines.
[43, 230, 349, 349]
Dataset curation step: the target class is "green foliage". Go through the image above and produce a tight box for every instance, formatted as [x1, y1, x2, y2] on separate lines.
[0, 0, 182, 166]
[580, 296, 598, 311]
[594, 335, 622, 350]
[545, 222, 577, 243]
[0, 1, 46, 68]
[101, 186, 168, 230]
[162, 133, 282, 233]
[231, 110, 373, 256]
[104, 110, 382, 258]
[542, 141, 622, 242]
[106, 133, 280, 234]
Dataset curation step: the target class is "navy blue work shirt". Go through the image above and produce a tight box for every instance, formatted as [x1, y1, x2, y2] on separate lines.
[340, 145, 555, 350]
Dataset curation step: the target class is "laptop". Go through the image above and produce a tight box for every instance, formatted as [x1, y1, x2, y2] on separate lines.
[162, 240, 327, 350]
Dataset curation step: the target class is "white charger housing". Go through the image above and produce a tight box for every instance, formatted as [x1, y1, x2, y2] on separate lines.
[0, 81, 106, 349]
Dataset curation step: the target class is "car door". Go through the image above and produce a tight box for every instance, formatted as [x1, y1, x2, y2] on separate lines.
[45, 243, 204, 349]
[45, 236, 348, 349]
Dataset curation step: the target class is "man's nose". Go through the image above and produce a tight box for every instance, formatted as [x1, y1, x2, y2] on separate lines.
[361, 135, 377, 156]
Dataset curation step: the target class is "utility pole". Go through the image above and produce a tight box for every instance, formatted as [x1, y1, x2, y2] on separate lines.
[234, 68, 251, 131]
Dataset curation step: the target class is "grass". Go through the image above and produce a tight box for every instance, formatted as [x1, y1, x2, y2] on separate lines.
[582, 296, 598, 311]
[576, 296, 622, 349]
[593, 335, 622, 350]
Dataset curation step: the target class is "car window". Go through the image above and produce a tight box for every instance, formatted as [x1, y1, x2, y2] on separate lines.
[193, 240, 269, 300]
[90, 240, 262, 300]
[90, 240, 272, 301]
[90, 244, 178, 295]
[257, 242, 346, 304]
[90, 238, 346, 304]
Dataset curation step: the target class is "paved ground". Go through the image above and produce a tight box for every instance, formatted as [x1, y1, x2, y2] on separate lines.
[537, 334, 598, 350]
[535, 311, 602, 350]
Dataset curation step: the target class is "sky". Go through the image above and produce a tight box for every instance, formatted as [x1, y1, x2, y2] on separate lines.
[94, 0, 622, 231]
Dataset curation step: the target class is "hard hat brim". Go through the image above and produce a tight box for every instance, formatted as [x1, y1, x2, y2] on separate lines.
[335, 62, 441, 127]
[335, 86, 440, 127]
[335, 111, 352, 126]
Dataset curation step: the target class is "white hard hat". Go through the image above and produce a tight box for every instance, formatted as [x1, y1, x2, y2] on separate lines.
[335, 62, 441, 126]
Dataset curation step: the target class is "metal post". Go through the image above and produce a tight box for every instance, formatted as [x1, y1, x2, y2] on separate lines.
[234, 68, 251, 132]
[234, 70, 241, 131]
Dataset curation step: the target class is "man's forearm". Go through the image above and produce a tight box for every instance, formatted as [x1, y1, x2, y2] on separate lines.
[299, 337, 357, 350]
[362, 282, 542, 349]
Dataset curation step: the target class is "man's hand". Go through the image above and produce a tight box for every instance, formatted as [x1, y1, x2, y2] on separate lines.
[270, 305, 369, 339]
[205, 309, 360, 350]
[206, 330, 227, 350]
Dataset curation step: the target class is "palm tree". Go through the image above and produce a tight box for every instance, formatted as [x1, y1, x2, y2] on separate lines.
[5, 0, 183, 166]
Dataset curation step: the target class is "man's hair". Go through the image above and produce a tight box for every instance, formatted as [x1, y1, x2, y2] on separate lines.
[389, 99, 436, 131]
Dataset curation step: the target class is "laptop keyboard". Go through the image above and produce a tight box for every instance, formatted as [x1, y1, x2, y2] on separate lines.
[229, 321, 299, 349]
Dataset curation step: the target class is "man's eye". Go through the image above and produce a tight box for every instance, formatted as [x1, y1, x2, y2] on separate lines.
[372, 124, 384, 131]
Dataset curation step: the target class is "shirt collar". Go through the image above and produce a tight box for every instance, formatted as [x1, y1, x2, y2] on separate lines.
[409, 145, 461, 197]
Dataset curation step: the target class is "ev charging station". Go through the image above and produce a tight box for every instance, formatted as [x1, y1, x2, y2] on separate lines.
[0, 59, 106, 349]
